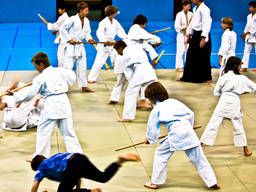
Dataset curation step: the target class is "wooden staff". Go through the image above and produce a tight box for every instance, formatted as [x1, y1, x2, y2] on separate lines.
[37, 14, 48, 25]
[93, 44, 109, 68]
[153, 50, 165, 68]
[0, 82, 32, 97]
[75, 41, 113, 45]
[115, 125, 201, 151]
[150, 27, 171, 34]
[105, 65, 114, 70]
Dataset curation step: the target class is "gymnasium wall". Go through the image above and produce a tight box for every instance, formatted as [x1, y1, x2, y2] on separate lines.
[112, 0, 173, 21]
[0, 0, 56, 23]
[113, 0, 251, 22]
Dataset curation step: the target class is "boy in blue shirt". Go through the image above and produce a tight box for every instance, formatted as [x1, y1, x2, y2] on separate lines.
[30, 152, 140, 192]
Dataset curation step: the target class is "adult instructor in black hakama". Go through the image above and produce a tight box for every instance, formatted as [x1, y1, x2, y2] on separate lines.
[180, 0, 212, 83]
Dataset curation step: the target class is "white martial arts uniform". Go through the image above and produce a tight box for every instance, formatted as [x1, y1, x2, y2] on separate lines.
[186, 2, 212, 43]
[109, 49, 127, 102]
[14, 66, 82, 157]
[60, 14, 93, 87]
[128, 24, 161, 45]
[200, 71, 256, 146]
[241, 13, 256, 69]
[1, 83, 42, 132]
[218, 29, 237, 75]
[147, 99, 217, 187]
[47, 12, 69, 67]
[122, 43, 158, 120]
[88, 17, 127, 82]
[174, 10, 193, 69]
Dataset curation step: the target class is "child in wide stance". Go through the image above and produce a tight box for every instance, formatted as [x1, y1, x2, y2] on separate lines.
[200, 56, 255, 156]
[30, 152, 140, 192]
[144, 82, 220, 190]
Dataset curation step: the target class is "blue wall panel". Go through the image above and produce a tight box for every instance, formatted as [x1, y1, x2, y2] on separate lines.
[113, 0, 173, 21]
[204, 0, 251, 21]
[0, 0, 56, 23]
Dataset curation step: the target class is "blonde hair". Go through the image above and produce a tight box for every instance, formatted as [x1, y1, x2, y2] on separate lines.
[221, 17, 234, 30]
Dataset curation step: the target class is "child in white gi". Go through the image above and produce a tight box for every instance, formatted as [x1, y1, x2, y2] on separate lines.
[174, 0, 193, 72]
[218, 17, 237, 76]
[126, 14, 161, 109]
[88, 5, 127, 83]
[0, 78, 42, 131]
[200, 56, 255, 156]
[39, 6, 69, 67]
[60, 2, 95, 92]
[143, 82, 220, 190]
[12, 52, 82, 161]
[113, 40, 158, 122]
[240, 1, 256, 71]
[108, 49, 126, 104]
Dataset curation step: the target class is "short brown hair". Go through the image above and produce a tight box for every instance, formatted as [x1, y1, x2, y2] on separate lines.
[104, 5, 118, 16]
[31, 52, 50, 67]
[77, 2, 89, 13]
[145, 82, 169, 102]
[222, 17, 234, 30]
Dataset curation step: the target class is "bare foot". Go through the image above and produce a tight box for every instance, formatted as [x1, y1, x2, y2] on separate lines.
[209, 183, 220, 190]
[176, 78, 182, 81]
[26, 157, 33, 162]
[108, 100, 118, 104]
[118, 118, 132, 122]
[206, 80, 212, 83]
[144, 182, 158, 189]
[252, 68, 256, 71]
[0, 135, 3, 139]
[240, 68, 247, 72]
[244, 146, 252, 156]
[176, 68, 183, 72]
[137, 100, 152, 109]
[88, 80, 95, 84]
[82, 87, 95, 93]
[91, 188, 102, 192]
[117, 153, 141, 165]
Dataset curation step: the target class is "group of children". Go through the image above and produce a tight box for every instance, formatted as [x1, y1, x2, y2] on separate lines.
[1, 0, 256, 191]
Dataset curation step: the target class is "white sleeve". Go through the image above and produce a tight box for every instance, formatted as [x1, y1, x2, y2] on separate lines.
[201, 8, 212, 38]
[142, 43, 158, 60]
[213, 78, 222, 97]
[174, 13, 182, 33]
[14, 78, 41, 104]
[60, 68, 77, 86]
[116, 21, 128, 39]
[218, 33, 230, 56]
[146, 108, 161, 144]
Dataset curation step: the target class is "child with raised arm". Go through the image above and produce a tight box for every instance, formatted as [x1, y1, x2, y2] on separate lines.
[144, 82, 220, 190]
[200, 56, 256, 156]
[218, 17, 237, 76]
[39, 5, 69, 67]
[12, 52, 82, 161]
[240, 1, 256, 71]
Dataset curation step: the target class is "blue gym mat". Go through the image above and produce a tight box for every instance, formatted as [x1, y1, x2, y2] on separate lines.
[0, 21, 255, 71]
